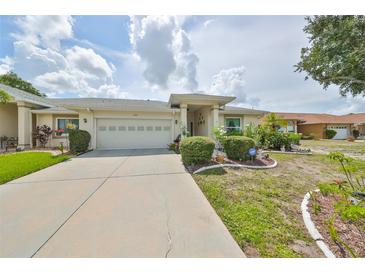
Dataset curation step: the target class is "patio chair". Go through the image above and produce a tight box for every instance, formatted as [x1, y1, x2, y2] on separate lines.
[5, 137, 18, 152]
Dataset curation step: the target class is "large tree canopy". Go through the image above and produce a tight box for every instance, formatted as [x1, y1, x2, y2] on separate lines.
[0, 72, 45, 97]
[296, 16, 365, 97]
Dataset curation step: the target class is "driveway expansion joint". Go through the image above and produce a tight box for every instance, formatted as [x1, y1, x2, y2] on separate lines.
[164, 199, 173, 258]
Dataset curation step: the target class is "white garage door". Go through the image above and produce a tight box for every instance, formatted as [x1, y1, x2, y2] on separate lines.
[96, 118, 172, 149]
[327, 126, 348, 140]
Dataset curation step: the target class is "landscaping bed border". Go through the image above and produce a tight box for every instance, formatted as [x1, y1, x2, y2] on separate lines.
[301, 189, 336, 258]
[262, 150, 312, 155]
[192, 159, 278, 174]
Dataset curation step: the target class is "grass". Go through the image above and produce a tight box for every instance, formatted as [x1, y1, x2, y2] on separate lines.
[301, 139, 365, 154]
[193, 153, 365, 257]
[0, 152, 70, 185]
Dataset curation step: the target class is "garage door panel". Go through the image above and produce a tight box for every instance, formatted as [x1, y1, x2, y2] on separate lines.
[96, 118, 172, 149]
[327, 125, 348, 140]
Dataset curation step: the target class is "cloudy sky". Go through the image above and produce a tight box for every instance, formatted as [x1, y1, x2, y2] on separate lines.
[0, 15, 364, 114]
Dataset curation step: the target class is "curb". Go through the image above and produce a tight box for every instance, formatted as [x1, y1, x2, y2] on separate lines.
[301, 190, 336, 258]
[193, 159, 278, 174]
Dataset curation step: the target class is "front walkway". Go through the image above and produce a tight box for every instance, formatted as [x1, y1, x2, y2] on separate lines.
[0, 149, 244, 258]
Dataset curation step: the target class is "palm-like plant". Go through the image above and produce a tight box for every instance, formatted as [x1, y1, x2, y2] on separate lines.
[262, 113, 288, 131]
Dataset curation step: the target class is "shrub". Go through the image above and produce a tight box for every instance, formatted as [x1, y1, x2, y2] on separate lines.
[352, 129, 360, 139]
[180, 136, 215, 165]
[69, 129, 91, 154]
[225, 129, 243, 136]
[168, 143, 179, 153]
[34, 125, 53, 147]
[288, 133, 301, 145]
[325, 129, 337, 139]
[301, 134, 315, 140]
[221, 136, 256, 161]
[347, 136, 355, 142]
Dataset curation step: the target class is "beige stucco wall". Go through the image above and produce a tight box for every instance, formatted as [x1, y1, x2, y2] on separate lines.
[0, 103, 18, 138]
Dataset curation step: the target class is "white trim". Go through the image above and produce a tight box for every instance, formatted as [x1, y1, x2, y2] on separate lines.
[193, 159, 278, 174]
[301, 190, 336, 258]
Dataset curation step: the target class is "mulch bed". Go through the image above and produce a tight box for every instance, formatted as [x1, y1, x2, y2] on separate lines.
[309, 195, 365, 257]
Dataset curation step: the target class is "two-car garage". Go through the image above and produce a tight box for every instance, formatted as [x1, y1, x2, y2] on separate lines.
[96, 118, 173, 149]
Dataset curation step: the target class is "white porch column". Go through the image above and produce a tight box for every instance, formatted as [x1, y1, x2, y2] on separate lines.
[210, 104, 220, 138]
[17, 101, 31, 149]
[180, 103, 187, 136]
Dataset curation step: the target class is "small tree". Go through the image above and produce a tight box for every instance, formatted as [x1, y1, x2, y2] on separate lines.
[262, 113, 288, 131]
[34, 125, 53, 147]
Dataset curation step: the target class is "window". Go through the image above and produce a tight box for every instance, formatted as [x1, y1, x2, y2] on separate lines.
[224, 118, 241, 132]
[57, 118, 79, 134]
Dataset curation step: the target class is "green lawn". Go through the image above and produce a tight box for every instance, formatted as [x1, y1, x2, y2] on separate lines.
[301, 139, 365, 155]
[0, 152, 70, 185]
[193, 153, 365, 258]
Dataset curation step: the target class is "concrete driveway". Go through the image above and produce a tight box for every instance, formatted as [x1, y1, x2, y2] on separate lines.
[0, 149, 244, 258]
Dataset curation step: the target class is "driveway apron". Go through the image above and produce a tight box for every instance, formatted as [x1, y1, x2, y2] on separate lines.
[0, 149, 244, 258]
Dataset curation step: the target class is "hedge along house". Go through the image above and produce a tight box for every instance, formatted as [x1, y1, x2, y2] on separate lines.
[274, 112, 364, 140]
[0, 84, 267, 150]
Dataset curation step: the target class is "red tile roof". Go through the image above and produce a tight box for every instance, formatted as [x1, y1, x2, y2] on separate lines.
[273, 112, 365, 125]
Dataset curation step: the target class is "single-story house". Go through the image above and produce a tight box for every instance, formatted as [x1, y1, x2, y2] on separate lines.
[274, 112, 365, 139]
[0, 84, 267, 150]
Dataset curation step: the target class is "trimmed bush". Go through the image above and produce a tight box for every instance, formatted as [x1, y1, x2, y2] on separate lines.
[69, 129, 91, 154]
[352, 129, 360, 139]
[325, 129, 337, 139]
[288, 133, 301, 145]
[180, 136, 215, 165]
[221, 136, 256, 161]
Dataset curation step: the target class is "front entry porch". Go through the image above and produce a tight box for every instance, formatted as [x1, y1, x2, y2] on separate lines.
[169, 93, 235, 138]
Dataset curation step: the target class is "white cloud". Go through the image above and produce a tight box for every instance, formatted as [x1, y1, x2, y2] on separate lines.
[209, 66, 247, 102]
[65, 46, 114, 80]
[129, 16, 199, 91]
[1, 15, 126, 99]
[13, 16, 73, 50]
[0, 56, 13, 75]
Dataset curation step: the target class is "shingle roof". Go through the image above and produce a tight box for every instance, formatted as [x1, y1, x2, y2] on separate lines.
[0, 84, 54, 107]
[47, 98, 172, 112]
[275, 112, 365, 125]
[223, 105, 268, 115]
[31, 106, 78, 114]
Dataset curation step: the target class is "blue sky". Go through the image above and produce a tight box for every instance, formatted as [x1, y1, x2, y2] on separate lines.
[0, 15, 364, 114]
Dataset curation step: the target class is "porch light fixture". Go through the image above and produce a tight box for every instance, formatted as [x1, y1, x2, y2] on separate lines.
[83, 118, 87, 123]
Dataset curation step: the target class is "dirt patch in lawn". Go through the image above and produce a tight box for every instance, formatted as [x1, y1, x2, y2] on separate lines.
[309, 195, 365, 258]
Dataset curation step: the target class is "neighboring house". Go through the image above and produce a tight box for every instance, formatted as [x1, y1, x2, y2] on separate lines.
[274, 112, 365, 140]
[0, 84, 267, 150]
